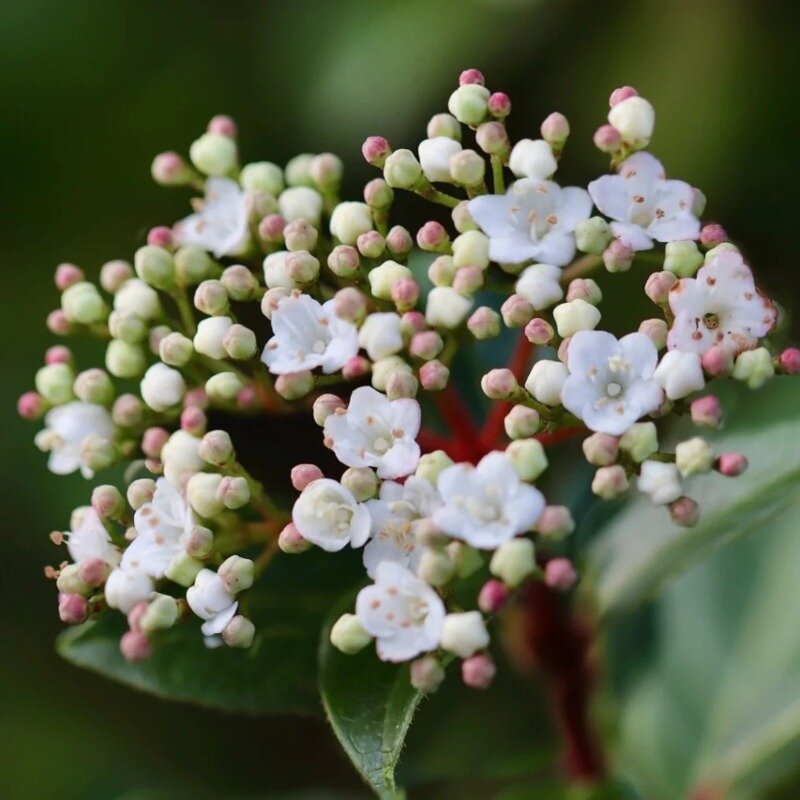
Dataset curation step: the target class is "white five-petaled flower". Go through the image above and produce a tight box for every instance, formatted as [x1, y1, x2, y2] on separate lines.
[323, 386, 421, 479]
[363, 477, 442, 578]
[433, 451, 545, 549]
[561, 330, 664, 436]
[355, 560, 445, 662]
[588, 152, 700, 251]
[667, 249, 776, 357]
[186, 568, 238, 636]
[292, 478, 371, 552]
[174, 177, 249, 258]
[66, 508, 121, 568]
[42, 401, 114, 478]
[262, 293, 359, 375]
[121, 478, 194, 578]
[468, 179, 592, 266]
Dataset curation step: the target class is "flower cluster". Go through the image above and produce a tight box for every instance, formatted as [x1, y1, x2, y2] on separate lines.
[20, 75, 797, 693]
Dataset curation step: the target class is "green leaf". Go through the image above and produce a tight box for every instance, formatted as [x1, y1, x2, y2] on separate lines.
[318, 601, 422, 799]
[584, 377, 800, 617]
[58, 549, 363, 714]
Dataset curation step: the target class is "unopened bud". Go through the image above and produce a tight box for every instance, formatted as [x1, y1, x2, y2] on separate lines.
[205, 372, 244, 403]
[619, 422, 658, 463]
[544, 558, 578, 591]
[189, 132, 238, 176]
[222, 615, 255, 648]
[134, 245, 176, 291]
[187, 472, 225, 518]
[467, 306, 501, 339]
[593, 124, 622, 153]
[575, 217, 613, 255]
[278, 522, 312, 554]
[481, 368, 518, 400]
[275, 370, 314, 400]
[448, 84, 490, 126]
[535, 505, 575, 540]
[120, 629, 151, 663]
[592, 465, 629, 499]
[462, 653, 496, 689]
[391, 277, 420, 312]
[127, 478, 156, 509]
[716, 452, 748, 477]
[218, 555, 254, 594]
[664, 240, 703, 277]
[540, 112, 570, 150]
[450, 149, 486, 186]
[313, 393, 345, 426]
[668, 496, 700, 528]
[151, 151, 194, 186]
[91, 484, 125, 520]
[603, 239, 634, 272]
[385, 225, 413, 257]
[140, 593, 180, 633]
[415, 450, 454, 485]
[524, 317, 555, 346]
[699, 223, 727, 249]
[184, 524, 214, 558]
[198, 430, 235, 466]
[691, 395, 723, 428]
[362, 136, 392, 167]
[428, 255, 456, 287]
[501, 294, 535, 328]
[59, 593, 88, 625]
[779, 347, 800, 375]
[410, 655, 445, 693]
[221, 264, 259, 301]
[732, 347, 774, 389]
[55, 263, 84, 291]
[409, 331, 443, 360]
[478, 579, 510, 614]
[645, 271, 678, 305]
[490, 538, 536, 587]
[383, 149, 422, 189]
[217, 475, 250, 509]
[194, 279, 229, 316]
[332, 287, 367, 323]
[291, 463, 324, 491]
[638, 318, 668, 349]
[419, 359, 450, 391]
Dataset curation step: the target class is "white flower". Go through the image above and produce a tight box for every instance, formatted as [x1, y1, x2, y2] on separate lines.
[363, 477, 442, 578]
[508, 139, 557, 180]
[278, 186, 323, 225]
[186, 568, 238, 636]
[193, 316, 233, 359]
[637, 460, 683, 505]
[43, 401, 114, 478]
[114, 279, 161, 320]
[105, 567, 154, 614]
[66, 508, 120, 567]
[263, 251, 296, 290]
[329, 201, 374, 245]
[433, 451, 545, 549]
[468, 179, 592, 266]
[515, 263, 564, 310]
[418, 136, 462, 183]
[654, 350, 705, 399]
[292, 478, 371, 552]
[262, 293, 359, 375]
[174, 177, 249, 258]
[355, 561, 445, 662]
[525, 359, 569, 406]
[588, 152, 700, 251]
[161, 430, 204, 487]
[440, 611, 490, 658]
[425, 286, 473, 329]
[358, 312, 403, 361]
[323, 386, 421, 479]
[667, 249, 776, 357]
[121, 478, 194, 578]
[140, 363, 186, 412]
[608, 97, 655, 148]
[560, 331, 663, 436]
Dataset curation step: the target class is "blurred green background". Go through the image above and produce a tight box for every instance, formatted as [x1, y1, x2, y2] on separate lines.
[3, 0, 799, 797]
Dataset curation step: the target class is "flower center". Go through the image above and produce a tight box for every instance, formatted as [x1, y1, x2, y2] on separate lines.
[607, 382, 622, 398]
[372, 436, 389, 454]
[312, 339, 327, 354]
[702, 313, 720, 330]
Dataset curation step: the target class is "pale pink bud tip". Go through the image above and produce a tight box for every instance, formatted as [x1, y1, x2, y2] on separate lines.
[487, 92, 511, 118]
[690, 395, 723, 428]
[58, 593, 88, 625]
[717, 452, 748, 477]
[120, 629, 151, 662]
[207, 114, 237, 138]
[524, 317, 554, 345]
[18, 391, 45, 420]
[291, 463, 324, 491]
[151, 151, 185, 184]
[362, 136, 391, 167]
[544, 558, 578, 591]
[419, 360, 450, 391]
[47, 309, 72, 336]
[461, 653, 496, 689]
[184, 388, 208, 409]
[55, 263, 84, 291]
[127, 601, 149, 632]
[147, 225, 175, 247]
[258, 214, 287, 242]
[278, 522, 310, 554]
[669, 496, 700, 528]
[391, 278, 420, 310]
[701, 345, 733, 377]
[78, 558, 109, 587]
[540, 112, 570, 145]
[779, 348, 800, 375]
[609, 85, 639, 107]
[400, 311, 427, 336]
[45, 345, 72, 365]
[142, 427, 169, 459]
[593, 124, 622, 153]
[481, 368, 517, 400]
[459, 68, 485, 86]
[180, 406, 207, 435]
[342, 356, 370, 381]
[699, 223, 727, 249]
[416, 221, 449, 251]
[478, 579, 509, 614]
[236, 386, 259, 411]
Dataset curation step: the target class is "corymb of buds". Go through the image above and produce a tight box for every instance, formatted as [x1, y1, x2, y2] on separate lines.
[20, 73, 793, 696]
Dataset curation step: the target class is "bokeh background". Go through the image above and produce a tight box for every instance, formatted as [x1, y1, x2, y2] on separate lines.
[2, 0, 799, 797]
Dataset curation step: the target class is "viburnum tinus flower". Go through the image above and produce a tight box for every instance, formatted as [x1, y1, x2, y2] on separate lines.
[588, 152, 700, 251]
[186, 568, 238, 636]
[39, 401, 114, 478]
[292, 478, 371, 552]
[66, 508, 120, 568]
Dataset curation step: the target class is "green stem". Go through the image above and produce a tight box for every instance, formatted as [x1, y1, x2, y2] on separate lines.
[491, 156, 506, 194]
[171, 288, 197, 336]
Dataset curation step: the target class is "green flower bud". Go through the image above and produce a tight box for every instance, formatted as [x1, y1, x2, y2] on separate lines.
[222, 324, 257, 360]
[489, 537, 536, 587]
[35, 363, 75, 405]
[205, 372, 244, 403]
[240, 161, 284, 195]
[449, 149, 486, 187]
[574, 217, 613, 255]
[189, 132, 238, 176]
[218, 554, 254, 594]
[506, 438, 548, 481]
[417, 549, 455, 587]
[415, 450, 454, 484]
[446, 541, 483, 579]
[164, 551, 204, 587]
[80, 434, 116, 472]
[383, 149, 423, 189]
[159, 332, 194, 367]
[61, 282, 108, 325]
[368, 260, 413, 300]
[187, 472, 225, 518]
[105, 340, 146, 378]
[140, 593, 180, 633]
[340, 467, 379, 502]
[108, 310, 148, 344]
[675, 436, 715, 477]
[330, 613, 372, 655]
[57, 563, 90, 597]
[285, 153, 315, 187]
[127, 477, 156, 510]
[222, 615, 256, 648]
[74, 369, 114, 405]
[174, 245, 219, 286]
[732, 347, 774, 389]
[664, 240, 704, 277]
[619, 422, 658, 463]
[134, 245, 176, 290]
[448, 84, 490, 126]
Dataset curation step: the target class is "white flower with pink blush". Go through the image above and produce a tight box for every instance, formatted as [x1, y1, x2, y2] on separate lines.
[588, 152, 700, 251]
[42, 401, 114, 479]
[66, 508, 121, 568]
[186, 568, 238, 636]
[667, 249, 776, 357]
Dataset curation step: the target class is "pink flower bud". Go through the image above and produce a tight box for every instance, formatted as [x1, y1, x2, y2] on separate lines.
[540, 112, 570, 148]
[467, 306, 500, 339]
[716, 452, 748, 477]
[481, 368, 518, 400]
[668, 496, 700, 528]
[147, 225, 175, 248]
[284, 219, 319, 252]
[609, 85, 639, 107]
[278, 522, 312, 554]
[58, 592, 88, 625]
[386, 225, 413, 257]
[566, 278, 602, 305]
[100, 260, 133, 293]
[582, 432, 619, 466]
[275, 371, 314, 400]
[487, 91, 511, 118]
[54, 263, 84, 291]
[127, 601, 149, 632]
[416, 221, 450, 252]
[779, 347, 800, 375]
[536, 505, 576, 539]
[475, 121, 509, 154]
[207, 114, 237, 138]
[452, 265, 484, 295]
[645, 271, 678, 305]
[410, 330, 444, 360]
[151, 151, 188, 185]
[400, 311, 427, 337]
[690, 395, 723, 428]
[327, 245, 360, 278]
[332, 289, 367, 324]
[91, 484, 125, 520]
[524, 317, 555, 345]
[112, 394, 144, 427]
[603, 238, 633, 272]
[47, 309, 72, 336]
[410, 655, 445, 693]
[45, 345, 72, 365]
[120, 629, 151, 662]
[180, 405, 207, 436]
[357, 230, 386, 259]
[183, 387, 209, 410]
[342, 356, 370, 381]
[363, 177, 394, 209]
[501, 293, 535, 328]
[478, 579, 509, 614]
[459, 68, 485, 86]
[313, 393, 345, 426]
[593, 124, 622, 153]
[258, 213, 287, 243]
[461, 653, 496, 689]
[638, 318, 668, 349]
[419, 359, 450, 391]
[362, 136, 392, 167]
[557, 337, 571, 364]
[235, 385, 259, 411]
[701, 345, 733, 377]
[17, 391, 46, 420]
[291, 463, 324, 491]
[142, 427, 169, 459]
[391, 277, 420, 311]
[78, 557, 110, 587]
[699, 223, 727, 249]
[386, 370, 419, 400]
[544, 558, 578, 591]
